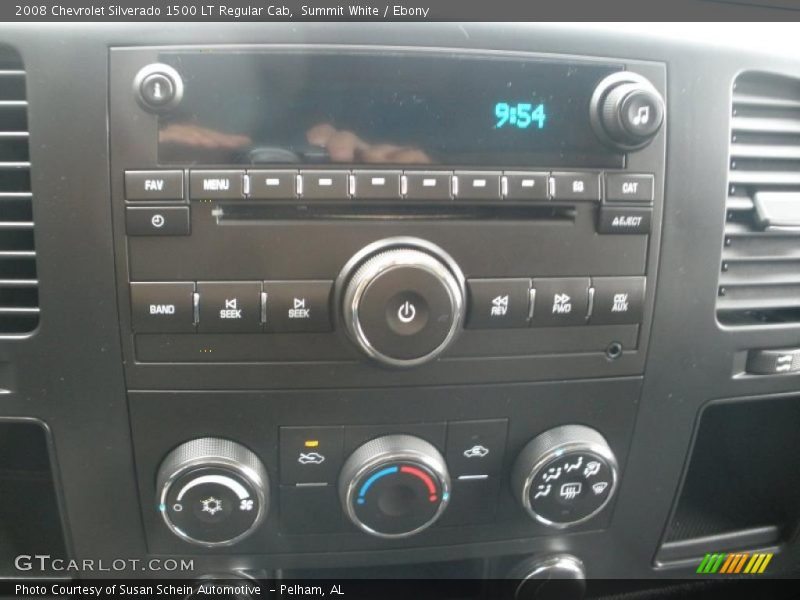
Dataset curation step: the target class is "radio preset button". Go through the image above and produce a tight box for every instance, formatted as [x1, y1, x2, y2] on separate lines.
[353, 171, 402, 200]
[597, 207, 652, 234]
[403, 172, 452, 201]
[299, 171, 349, 200]
[125, 170, 184, 201]
[590, 277, 645, 325]
[248, 170, 297, 199]
[454, 172, 501, 201]
[190, 170, 245, 200]
[130, 282, 195, 333]
[605, 173, 654, 203]
[466, 278, 531, 329]
[197, 281, 262, 333]
[125, 206, 190, 236]
[550, 172, 601, 202]
[263, 280, 333, 332]
[531, 277, 591, 327]
[503, 172, 549, 201]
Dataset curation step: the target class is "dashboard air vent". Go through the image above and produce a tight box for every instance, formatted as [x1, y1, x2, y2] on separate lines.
[0, 49, 37, 334]
[718, 71, 800, 325]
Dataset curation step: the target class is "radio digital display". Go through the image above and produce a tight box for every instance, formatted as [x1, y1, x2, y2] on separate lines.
[157, 52, 622, 168]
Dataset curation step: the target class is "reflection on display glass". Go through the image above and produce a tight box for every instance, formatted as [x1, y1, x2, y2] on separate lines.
[158, 52, 622, 168]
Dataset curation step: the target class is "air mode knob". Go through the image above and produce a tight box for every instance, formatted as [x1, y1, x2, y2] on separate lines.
[339, 434, 451, 538]
[511, 425, 618, 528]
[591, 72, 664, 151]
[339, 238, 465, 368]
[156, 438, 269, 547]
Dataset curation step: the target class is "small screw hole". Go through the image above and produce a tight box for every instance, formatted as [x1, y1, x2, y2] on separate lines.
[606, 342, 623, 360]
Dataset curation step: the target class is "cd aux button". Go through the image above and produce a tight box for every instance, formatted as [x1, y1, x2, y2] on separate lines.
[589, 277, 645, 325]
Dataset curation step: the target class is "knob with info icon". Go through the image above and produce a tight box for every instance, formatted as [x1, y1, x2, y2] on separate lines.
[511, 425, 618, 528]
[156, 438, 269, 547]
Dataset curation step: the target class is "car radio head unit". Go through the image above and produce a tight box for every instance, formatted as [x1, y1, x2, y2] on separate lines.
[155, 51, 624, 168]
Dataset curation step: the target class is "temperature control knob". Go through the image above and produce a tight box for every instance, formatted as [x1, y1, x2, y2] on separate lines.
[156, 438, 269, 547]
[339, 434, 451, 538]
[339, 238, 465, 368]
[511, 425, 618, 528]
[591, 72, 664, 151]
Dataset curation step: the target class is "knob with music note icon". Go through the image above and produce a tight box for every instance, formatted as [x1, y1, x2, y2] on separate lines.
[591, 72, 664, 151]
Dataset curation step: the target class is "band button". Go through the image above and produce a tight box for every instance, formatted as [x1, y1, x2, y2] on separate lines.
[130, 282, 195, 333]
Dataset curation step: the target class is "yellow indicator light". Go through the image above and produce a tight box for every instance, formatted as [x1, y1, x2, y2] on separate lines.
[304, 440, 319, 448]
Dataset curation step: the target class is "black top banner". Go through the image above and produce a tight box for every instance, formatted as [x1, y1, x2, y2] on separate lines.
[1, 0, 800, 21]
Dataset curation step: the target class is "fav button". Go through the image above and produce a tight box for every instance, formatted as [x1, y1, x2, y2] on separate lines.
[263, 280, 333, 333]
[466, 278, 531, 329]
[590, 276, 645, 325]
[130, 282, 195, 333]
[531, 277, 591, 327]
[197, 281, 262, 333]
[446, 419, 508, 476]
[280, 426, 344, 485]
[125, 170, 184, 201]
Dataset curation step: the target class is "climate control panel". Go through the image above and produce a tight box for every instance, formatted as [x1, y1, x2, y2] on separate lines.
[152, 423, 620, 548]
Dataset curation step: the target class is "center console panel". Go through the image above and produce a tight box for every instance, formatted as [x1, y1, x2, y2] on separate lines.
[108, 46, 666, 563]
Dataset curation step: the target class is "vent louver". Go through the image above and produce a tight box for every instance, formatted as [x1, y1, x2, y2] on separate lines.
[0, 49, 37, 334]
[718, 71, 800, 325]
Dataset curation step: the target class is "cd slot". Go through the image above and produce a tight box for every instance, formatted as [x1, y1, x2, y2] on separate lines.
[213, 202, 577, 223]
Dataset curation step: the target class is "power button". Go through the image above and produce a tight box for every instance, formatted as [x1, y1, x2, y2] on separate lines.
[387, 293, 429, 336]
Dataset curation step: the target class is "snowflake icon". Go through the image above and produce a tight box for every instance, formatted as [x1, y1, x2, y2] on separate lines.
[201, 496, 223, 516]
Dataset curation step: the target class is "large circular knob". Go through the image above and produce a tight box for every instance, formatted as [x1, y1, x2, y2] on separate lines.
[511, 425, 618, 528]
[590, 72, 664, 151]
[339, 238, 465, 368]
[156, 438, 269, 548]
[508, 555, 586, 600]
[339, 434, 451, 538]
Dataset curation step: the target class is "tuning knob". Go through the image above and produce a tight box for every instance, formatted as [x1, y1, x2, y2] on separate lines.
[339, 434, 451, 538]
[508, 555, 586, 600]
[591, 72, 664, 151]
[339, 238, 465, 368]
[511, 425, 618, 528]
[156, 438, 269, 547]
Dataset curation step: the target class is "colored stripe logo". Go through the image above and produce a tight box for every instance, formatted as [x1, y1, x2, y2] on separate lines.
[696, 552, 772, 574]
